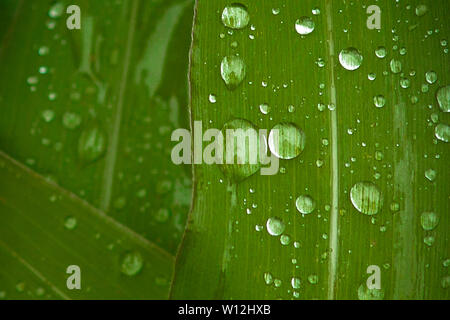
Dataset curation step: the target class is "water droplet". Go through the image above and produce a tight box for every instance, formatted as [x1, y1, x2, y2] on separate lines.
[375, 46, 387, 58]
[266, 217, 285, 236]
[442, 276, 450, 289]
[307, 274, 318, 284]
[295, 17, 315, 35]
[357, 284, 384, 300]
[435, 123, 449, 142]
[390, 59, 402, 74]
[264, 272, 273, 285]
[38, 46, 49, 56]
[155, 208, 170, 223]
[350, 182, 383, 215]
[373, 95, 386, 108]
[62, 112, 82, 129]
[425, 71, 437, 84]
[219, 119, 263, 182]
[120, 251, 144, 276]
[221, 4, 249, 30]
[420, 212, 439, 231]
[64, 216, 77, 230]
[208, 94, 217, 104]
[415, 4, 428, 16]
[48, 2, 64, 18]
[274, 279, 282, 288]
[425, 168, 436, 182]
[423, 235, 435, 247]
[375, 151, 384, 161]
[291, 277, 301, 289]
[41, 109, 55, 123]
[339, 48, 363, 71]
[78, 125, 107, 164]
[390, 202, 400, 212]
[259, 103, 270, 115]
[400, 77, 410, 89]
[280, 234, 291, 245]
[295, 195, 315, 215]
[272, 8, 280, 15]
[436, 85, 450, 112]
[268, 123, 306, 160]
[220, 55, 246, 90]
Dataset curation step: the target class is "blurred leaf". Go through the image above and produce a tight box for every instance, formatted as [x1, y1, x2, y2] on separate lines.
[0, 151, 173, 299]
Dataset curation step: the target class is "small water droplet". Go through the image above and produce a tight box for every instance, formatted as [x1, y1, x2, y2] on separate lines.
[425, 71, 437, 84]
[48, 2, 64, 18]
[357, 284, 384, 300]
[307, 274, 318, 284]
[390, 59, 402, 74]
[415, 4, 428, 16]
[375, 46, 387, 58]
[373, 95, 386, 108]
[62, 112, 82, 129]
[120, 251, 144, 276]
[259, 103, 270, 115]
[41, 109, 55, 123]
[425, 168, 436, 182]
[208, 94, 217, 104]
[264, 272, 273, 285]
[291, 277, 301, 289]
[64, 216, 77, 230]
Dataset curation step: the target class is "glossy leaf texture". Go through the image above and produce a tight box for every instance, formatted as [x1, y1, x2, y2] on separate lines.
[171, 0, 449, 299]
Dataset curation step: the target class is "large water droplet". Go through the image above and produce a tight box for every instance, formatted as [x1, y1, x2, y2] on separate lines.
[435, 123, 449, 142]
[350, 182, 383, 215]
[420, 212, 439, 231]
[295, 195, 315, 215]
[219, 119, 263, 182]
[268, 123, 305, 160]
[78, 125, 107, 164]
[221, 4, 250, 30]
[415, 4, 428, 16]
[120, 251, 144, 276]
[295, 17, 315, 35]
[221, 55, 246, 90]
[266, 217, 285, 236]
[339, 48, 363, 71]
[436, 85, 450, 112]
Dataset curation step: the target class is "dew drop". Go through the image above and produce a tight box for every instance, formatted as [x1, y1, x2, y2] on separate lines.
[424, 168, 436, 182]
[221, 4, 250, 30]
[219, 119, 263, 182]
[220, 55, 246, 90]
[339, 48, 363, 71]
[295, 195, 315, 215]
[48, 2, 64, 18]
[425, 71, 437, 84]
[41, 109, 55, 123]
[78, 125, 107, 164]
[295, 17, 315, 35]
[291, 277, 301, 289]
[259, 103, 270, 115]
[64, 216, 77, 230]
[435, 123, 449, 142]
[420, 212, 439, 231]
[62, 112, 82, 129]
[415, 4, 428, 16]
[436, 85, 450, 112]
[390, 59, 402, 74]
[120, 251, 144, 276]
[264, 272, 273, 285]
[208, 94, 217, 104]
[373, 95, 386, 108]
[375, 46, 387, 58]
[268, 123, 306, 160]
[350, 182, 383, 215]
[266, 217, 285, 236]
[307, 274, 318, 284]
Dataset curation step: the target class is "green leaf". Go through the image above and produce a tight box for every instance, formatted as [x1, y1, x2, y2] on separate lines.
[0, 0, 193, 254]
[0, 151, 173, 299]
[171, 0, 449, 299]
